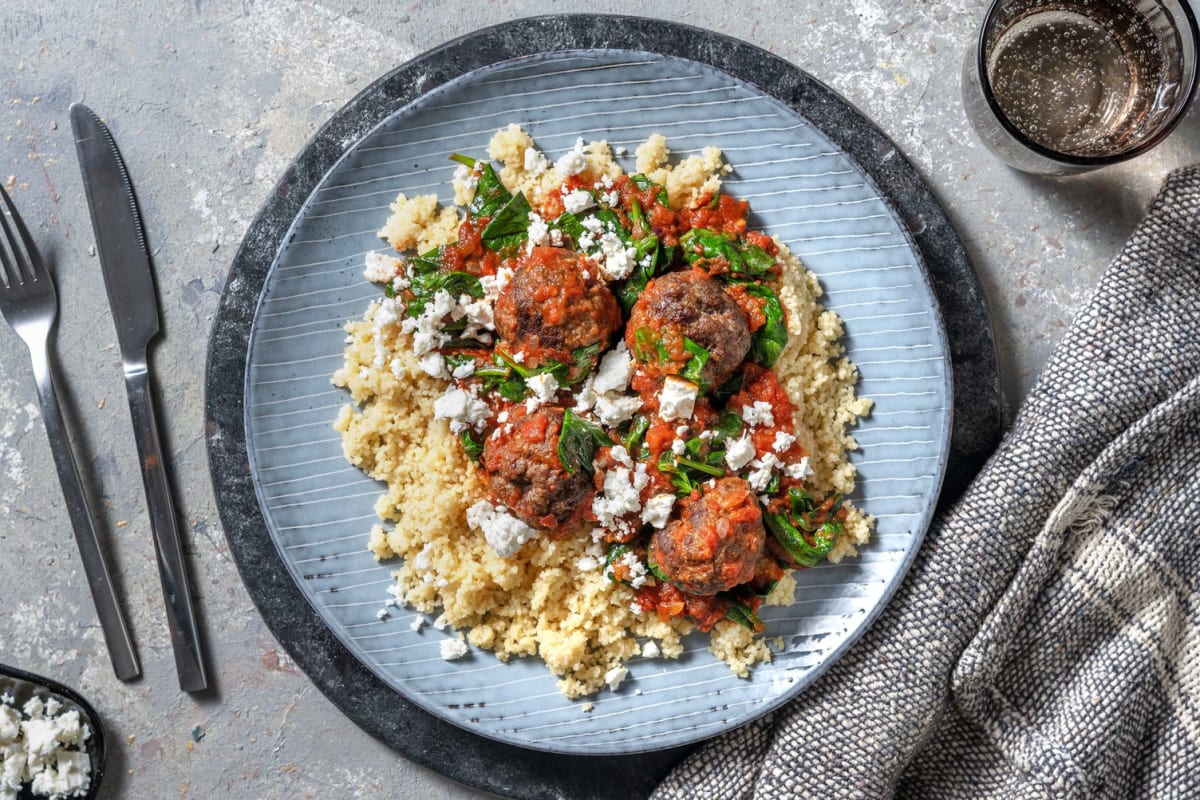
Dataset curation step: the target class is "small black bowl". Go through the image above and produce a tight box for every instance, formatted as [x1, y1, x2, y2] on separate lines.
[0, 663, 106, 800]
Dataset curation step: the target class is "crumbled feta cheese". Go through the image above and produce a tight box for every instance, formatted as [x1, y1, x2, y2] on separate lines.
[374, 297, 401, 328]
[574, 540, 603, 574]
[614, 145, 629, 156]
[466, 500, 539, 557]
[617, 551, 649, 589]
[526, 372, 560, 404]
[511, 350, 526, 364]
[593, 393, 642, 426]
[549, 228, 564, 246]
[725, 433, 756, 471]
[433, 614, 449, 631]
[363, 251, 403, 283]
[376, 608, 389, 621]
[772, 430, 796, 453]
[496, 410, 510, 424]
[658, 377, 698, 421]
[398, 293, 451, 357]
[523, 147, 549, 175]
[480, 266, 513, 303]
[742, 401, 775, 428]
[384, 598, 397, 608]
[555, 137, 589, 176]
[675, 425, 690, 437]
[746, 453, 782, 492]
[30, 750, 89, 798]
[461, 299, 495, 337]
[785, 457, 812, 479]
[453, 163, 479, 191]
[526, 212, 550, 249]
[671, 438, 687, 457]
[451, 360, 475, 380]
[608, 445, 634, 468]
[603, 665, 628, 691]
[0, 705, 19, 741]
[413, 543, 434, 571]
[581, 215, 605, 234]
[418, 352, 449, 379]
[433, 386, 491, 433]
[440, 638, 469, 661]
[562, 188, 594, 214]
[594, 231, 638, 280]
[592, 464, 649, 529]
[410, 615, 425, 632]
[573, 378, 597, 412]
[0, 692, 92, 800]
[640, 493, 676, 529]
[600, 190, 620, 206]
[592, 343, 632, 394]
[641, 640, 661, 658]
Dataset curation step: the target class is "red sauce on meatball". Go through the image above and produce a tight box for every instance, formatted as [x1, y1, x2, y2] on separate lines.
[494, 246, 621, 368]
[649, 477, 765, 596]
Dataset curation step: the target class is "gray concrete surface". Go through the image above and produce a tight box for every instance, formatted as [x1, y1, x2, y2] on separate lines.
[1, 1, 1197, 797]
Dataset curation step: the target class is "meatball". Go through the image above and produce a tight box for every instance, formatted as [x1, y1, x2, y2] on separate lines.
[625, 268, 751, 388]
[482, 406, 593, 532]
[494, 246, 621, 367]
[650, 477, 765, 595]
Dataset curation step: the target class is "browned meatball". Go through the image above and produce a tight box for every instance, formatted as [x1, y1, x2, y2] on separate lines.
[482, 406, 593, 533]
[494, 246, 622, 367]
[625, 268, 751, 387]
[650, 477, 765, 595]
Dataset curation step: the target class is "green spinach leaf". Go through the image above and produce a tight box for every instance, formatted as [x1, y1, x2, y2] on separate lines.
[481, 191, 532, 251]
[557, 410, 615, 475]
[742, 283, 788, 368]
[450, 153, 512, 218]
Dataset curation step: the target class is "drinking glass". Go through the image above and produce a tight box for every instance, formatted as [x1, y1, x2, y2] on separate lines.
[963, 0, 1199, 175]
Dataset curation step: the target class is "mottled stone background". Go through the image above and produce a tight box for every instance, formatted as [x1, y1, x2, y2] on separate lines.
[1, 1, 1196, 798]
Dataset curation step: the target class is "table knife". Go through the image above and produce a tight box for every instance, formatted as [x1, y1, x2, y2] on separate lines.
[70, 102, 208, 693]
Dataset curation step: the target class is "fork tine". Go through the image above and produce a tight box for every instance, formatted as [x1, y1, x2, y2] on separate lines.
[0, 189, 21, 288]
[0, 185, 41, 284]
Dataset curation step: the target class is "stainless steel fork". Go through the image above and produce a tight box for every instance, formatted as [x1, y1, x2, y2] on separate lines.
[0, 186, 140, 681]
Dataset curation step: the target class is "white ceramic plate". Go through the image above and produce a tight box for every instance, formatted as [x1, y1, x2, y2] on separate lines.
[243, 49, 952, 755]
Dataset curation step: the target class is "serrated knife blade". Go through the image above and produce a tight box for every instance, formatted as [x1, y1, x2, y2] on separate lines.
[71, 102, 208, 693]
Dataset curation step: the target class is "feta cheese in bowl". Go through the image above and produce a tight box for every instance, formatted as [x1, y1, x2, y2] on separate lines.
[0, 664, 106, 800]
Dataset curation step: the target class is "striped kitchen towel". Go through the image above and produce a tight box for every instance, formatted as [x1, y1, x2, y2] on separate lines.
[655, 164, 1200, 800]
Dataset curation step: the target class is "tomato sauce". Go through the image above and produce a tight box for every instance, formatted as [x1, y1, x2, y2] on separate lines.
[678, 193, 748, 238]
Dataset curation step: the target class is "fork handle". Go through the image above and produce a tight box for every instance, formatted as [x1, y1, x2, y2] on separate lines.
[30, 351, 141, 681]
[123, 365, 208, 693]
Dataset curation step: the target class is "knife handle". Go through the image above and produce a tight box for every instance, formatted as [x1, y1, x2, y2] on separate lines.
[30, 349, 141, 682]
[123, 363, 208, 692]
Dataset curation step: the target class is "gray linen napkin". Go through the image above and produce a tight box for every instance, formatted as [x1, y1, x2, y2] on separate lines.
[654, 164, 1200, 800]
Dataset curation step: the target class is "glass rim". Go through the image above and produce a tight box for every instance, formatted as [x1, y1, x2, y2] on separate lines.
[976, 0, 1200, 167]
